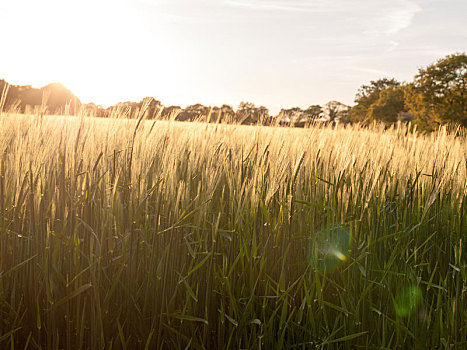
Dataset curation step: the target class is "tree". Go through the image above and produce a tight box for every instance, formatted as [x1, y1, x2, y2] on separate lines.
[355, 78, 401, 101]
[236, 102, 269, 125]
[138, 97, 163, 119]
[161, 105, 182, 120]
[323, 101, 350, 122]
[41, 83, 81, 115]
[409, 52, 467, 127]
[350, 78, 401, 123]
[79, 102, 106, 118]
[177, 104, 210, 121]
[211, 104, 235, 123]
[403, 84, 438, 131]
[278, 107, 303, 124]
[368, 86, 406, 123]
[303, 105, 323, 121]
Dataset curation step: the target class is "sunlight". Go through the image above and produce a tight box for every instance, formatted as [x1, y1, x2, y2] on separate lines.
[2, 0, 181, 106]
[1, 0, 466, 347]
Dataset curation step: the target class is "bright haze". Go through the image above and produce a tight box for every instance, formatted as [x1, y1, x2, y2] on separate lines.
[1, 0, 466, 114]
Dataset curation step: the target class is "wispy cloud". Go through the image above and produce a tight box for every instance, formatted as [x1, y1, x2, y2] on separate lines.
[223, 0, 334, 13]
[348, 66, 389, 76]
[384, 40, 400, 53]
[363, 1, 422, 35]
[224, 0, 422, 35]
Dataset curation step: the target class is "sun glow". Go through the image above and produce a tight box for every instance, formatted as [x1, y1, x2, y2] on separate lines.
[2, 0, 182, 107]
[2, 0, 466, 113]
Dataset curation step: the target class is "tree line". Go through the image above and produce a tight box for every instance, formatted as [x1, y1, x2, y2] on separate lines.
[348, 53, 466, 130]
[1, 52, 465, 131]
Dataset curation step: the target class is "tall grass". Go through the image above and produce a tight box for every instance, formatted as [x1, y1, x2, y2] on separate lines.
[0, 114, 466, 349]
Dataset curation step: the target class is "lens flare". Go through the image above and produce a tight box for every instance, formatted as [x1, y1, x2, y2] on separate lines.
[394, 286, 423, 317]
[308, 225, 351, 273]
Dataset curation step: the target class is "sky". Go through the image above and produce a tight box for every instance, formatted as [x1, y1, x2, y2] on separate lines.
[1, 0, 466, 114]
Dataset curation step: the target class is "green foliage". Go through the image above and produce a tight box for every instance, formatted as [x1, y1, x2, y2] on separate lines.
[410, 52, 467, 127]
[403, 83, 439, 131]
[351, 53, 467, 130]
[350, 78, 401, 124]
[355, 77, 402, 101]
[368, 86, 405, 123]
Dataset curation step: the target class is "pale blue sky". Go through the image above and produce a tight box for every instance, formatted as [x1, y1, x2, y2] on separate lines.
[1, 0, 466, 113]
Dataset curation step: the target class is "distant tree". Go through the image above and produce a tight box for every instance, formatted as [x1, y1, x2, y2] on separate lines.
[355, 78, 401, 101]
[323, 101, 350, 122]
[211, 104, 235, 123]
[256, 106, 270, 124]
[41, 83, 81, 115]
[138, 97, 163, 119]
[368, 86, 406, 123]
[350, 78, 401, 123]
[236, 102, 269, 125]
[236, 102, 255, 123]
[403, 84, 438, 131]
[79, 102, 106, 118]
[303, 105, 323, 121]
[278, 107, 303, 125]
[0, 80, 81, 115]
[107, 101, 141, 118]
[408, 52, 467, 127]
[221, 104, 235, 113]
[161, 105, 182, 120]
[177, 104, 210, 121]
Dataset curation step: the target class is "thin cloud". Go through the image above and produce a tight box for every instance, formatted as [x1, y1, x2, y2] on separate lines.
[348, 67, 389, 76]
[223, 0, 334, 12]
[384, 41, 400, 53]
[363, 1, 422, 35]
[224, 0, 422, 35]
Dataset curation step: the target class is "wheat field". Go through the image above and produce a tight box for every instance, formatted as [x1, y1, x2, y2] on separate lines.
[0, 114, 466, 349]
